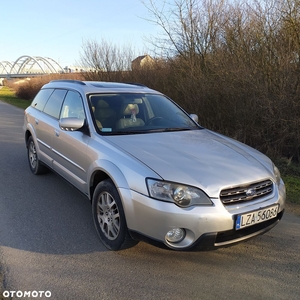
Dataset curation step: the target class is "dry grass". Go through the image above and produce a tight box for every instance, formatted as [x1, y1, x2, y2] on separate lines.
[5, 73, 85, 101]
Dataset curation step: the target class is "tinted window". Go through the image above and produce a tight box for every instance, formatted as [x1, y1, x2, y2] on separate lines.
[31, 89, 54, 111]
[43, 89, 67, 119]
[60, 91, 85, 119]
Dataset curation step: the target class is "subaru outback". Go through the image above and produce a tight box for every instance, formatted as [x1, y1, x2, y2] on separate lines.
[23, 80, 286, 250]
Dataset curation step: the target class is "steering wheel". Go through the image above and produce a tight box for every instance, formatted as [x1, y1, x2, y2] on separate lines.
[146, 117, 163, 126]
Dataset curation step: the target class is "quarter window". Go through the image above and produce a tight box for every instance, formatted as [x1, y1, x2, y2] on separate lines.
[31, 89, 54, 111]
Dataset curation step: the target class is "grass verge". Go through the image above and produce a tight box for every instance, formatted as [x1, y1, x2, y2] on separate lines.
[283, 175, 300, 204]
[274, 158, 300, 206]
[0, 86, 30, 109]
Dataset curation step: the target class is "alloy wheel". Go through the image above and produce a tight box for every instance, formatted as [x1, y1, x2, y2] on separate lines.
[28, 140, 37, 170]
[96, 191, 120, 240]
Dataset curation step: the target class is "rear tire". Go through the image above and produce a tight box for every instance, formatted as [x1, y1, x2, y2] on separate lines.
[27, 136, 48, 175]
[92, 179, 138, 250]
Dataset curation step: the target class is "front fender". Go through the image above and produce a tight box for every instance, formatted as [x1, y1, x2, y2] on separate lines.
[87, 159, 130, 198]
[87, 159, 137, 228]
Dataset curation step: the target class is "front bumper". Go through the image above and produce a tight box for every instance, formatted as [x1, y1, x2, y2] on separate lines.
[119, 181, 285, 250]
[193, 209, 284, 250]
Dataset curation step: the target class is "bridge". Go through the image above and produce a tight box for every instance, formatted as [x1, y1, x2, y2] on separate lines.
[0, 55, 65, 78]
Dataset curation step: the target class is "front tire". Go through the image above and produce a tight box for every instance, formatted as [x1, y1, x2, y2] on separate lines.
[92, 179, 137, 250]
[27, 136, 48, 175]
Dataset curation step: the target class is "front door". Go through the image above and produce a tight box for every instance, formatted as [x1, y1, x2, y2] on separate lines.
[51, 90, 90, 194]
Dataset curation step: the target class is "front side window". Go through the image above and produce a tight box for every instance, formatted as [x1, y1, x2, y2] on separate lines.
[88, 93, 200, 134]
[60, 90, 85, 119]
[43, 89, 67, 119]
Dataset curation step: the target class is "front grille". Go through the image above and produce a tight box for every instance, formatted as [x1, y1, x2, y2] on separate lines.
[220, 179, 273, 205]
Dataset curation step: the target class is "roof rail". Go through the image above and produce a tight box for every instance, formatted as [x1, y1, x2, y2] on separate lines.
[125, 82, 148, 87]
[49, 79, 86, 85]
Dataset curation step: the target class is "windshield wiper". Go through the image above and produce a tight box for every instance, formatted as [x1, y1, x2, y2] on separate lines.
[102, 130, 149, 135]
[159, 127, 193, 132]
[101, 127, 197, 135]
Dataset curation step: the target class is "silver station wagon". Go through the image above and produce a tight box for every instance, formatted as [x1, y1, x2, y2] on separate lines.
[23, 80, 286, 251]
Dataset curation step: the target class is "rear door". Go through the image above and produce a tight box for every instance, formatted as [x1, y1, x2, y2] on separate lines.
[29, 88, 66, 167]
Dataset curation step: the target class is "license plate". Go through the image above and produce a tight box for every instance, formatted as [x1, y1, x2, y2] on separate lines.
[235, 205, 279, 230]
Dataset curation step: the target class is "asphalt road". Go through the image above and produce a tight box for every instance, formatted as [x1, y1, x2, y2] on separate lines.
[0, 100, 299, 300]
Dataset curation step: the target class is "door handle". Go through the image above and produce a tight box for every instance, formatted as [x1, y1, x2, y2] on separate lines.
[54, 130, 60, 137]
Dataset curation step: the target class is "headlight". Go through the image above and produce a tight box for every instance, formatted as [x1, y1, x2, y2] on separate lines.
[146, 179, 213, 207]
[273, 164, 281, 185]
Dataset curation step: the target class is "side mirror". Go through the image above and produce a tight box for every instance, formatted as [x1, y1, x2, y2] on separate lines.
[190, 114, 199, 123]
[59, 117, 85, 131]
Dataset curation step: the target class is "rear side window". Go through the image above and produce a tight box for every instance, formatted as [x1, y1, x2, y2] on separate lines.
[43, 89, 67, 119]
[31, 89, 54, 111]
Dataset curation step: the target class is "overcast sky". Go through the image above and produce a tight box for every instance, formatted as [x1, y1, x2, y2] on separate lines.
[0, 0, 159, 68]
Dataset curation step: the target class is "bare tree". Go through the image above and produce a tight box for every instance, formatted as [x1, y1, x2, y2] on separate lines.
[141, 0, 300, 160]
[79, 38, 137, 80]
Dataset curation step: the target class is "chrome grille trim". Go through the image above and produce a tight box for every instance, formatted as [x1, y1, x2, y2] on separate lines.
[220, 179, 273, 205]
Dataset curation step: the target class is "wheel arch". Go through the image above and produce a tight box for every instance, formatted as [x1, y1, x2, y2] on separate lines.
[88, 160, 130, 202]
[24, 123, 36, 147]
[25, 129, 32, 146]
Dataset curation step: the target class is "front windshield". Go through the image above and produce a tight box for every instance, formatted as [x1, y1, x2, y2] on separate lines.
[88, 93, 200, 134]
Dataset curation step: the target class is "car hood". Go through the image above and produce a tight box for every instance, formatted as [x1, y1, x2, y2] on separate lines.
[105, 129, 274, 197]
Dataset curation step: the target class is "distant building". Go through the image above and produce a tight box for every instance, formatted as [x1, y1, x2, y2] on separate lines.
[63, 66, 92, 73]
[131, 55, 154, 70]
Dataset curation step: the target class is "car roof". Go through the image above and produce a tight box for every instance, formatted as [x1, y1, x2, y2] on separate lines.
[42, 80, 161, 95]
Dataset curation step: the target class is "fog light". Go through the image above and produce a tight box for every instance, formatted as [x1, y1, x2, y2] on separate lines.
[165, 228, 185, 243]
